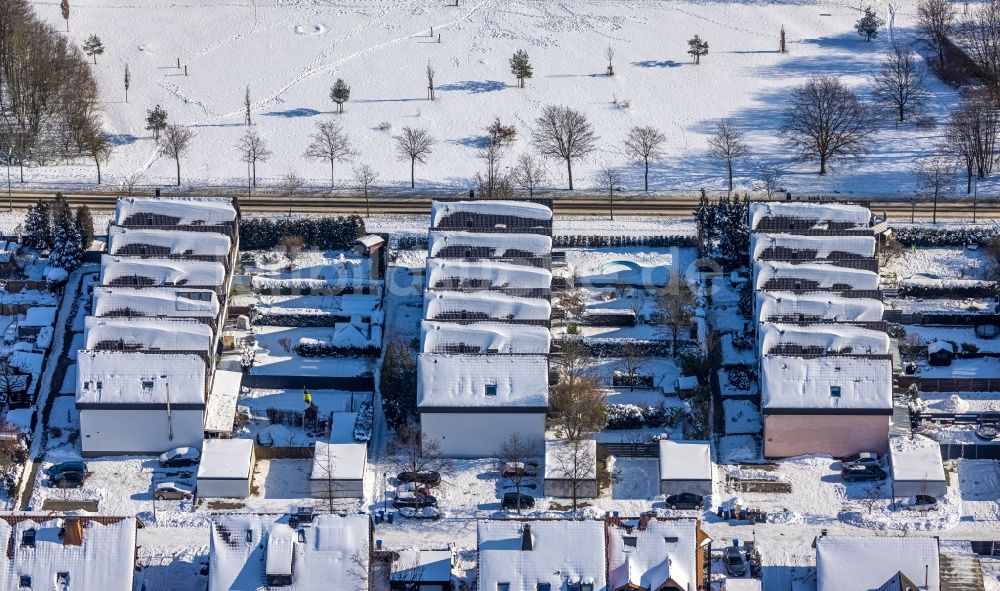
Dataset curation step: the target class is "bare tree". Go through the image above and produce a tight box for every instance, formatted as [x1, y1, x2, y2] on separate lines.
[304, 120, 353, 188]
[604, 45, 616, 75]
[861, 485, 883, 514]
[347, 547, 371, 591]
[549, 376, 607, 442]
[532, 105, 598, 190]
[281, 235, 305, 264]
[946, 94, 1000, 191]
[394, 127, 434, 189]
[158, 124, 195, 186]
[495, 433, 539, 513]
[617, 341, 649, 391]
[917, 0, 956, 67]
[658, 275, 695, 354]
[80, 118, 112, 185]
[352, 164, 380, 218]
[0, 354, 25, 403]
[753, 163, 784, 199]
[389, 422, 453, 479]
[962, 0, 1000, 88]
[235, 130, 273, 187]
[313, 444, 342, 513]
[623, 125, 667, 192]
[914, 155, 956, 223]
[594, 163, 621, 220]
[475, 141, 511, 199]
[244, 86, 252, 126]
[706, 119, 749, 191]
[279, 170, 304, 214]
[549, 438, 597, 511]
[871, 41, 929, 123]
[426, 62, 435, 101]
[780, 77, 876, 175]
[509, 152, 547, 197]
[119, 172, 143, 197]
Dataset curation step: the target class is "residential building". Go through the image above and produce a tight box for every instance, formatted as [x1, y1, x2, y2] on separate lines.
[815, 536, 940, 591]
[477, 520, 606, 591]
[605, 516, 711, 591]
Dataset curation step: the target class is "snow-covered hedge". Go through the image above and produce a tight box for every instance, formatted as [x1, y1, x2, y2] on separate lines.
[730, 333, 755, 352]
[893, 226, 1000, 247]
[251, 307, 357, 327]
[240, 216, 366, 250]
[563, 339, 671, 357]
[294, 340, 380, 358]
[353, 401, 373, 442]
[724, 364, 756, 390]
[396, 235, 429, 250]
[606, 403, 686, 430]
[612, 372, 655, 389]
[553, 235, 697, 248]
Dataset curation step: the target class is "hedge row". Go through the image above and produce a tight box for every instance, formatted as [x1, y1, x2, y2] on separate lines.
[240, 215, 366, 250]
[553, 235, 697, 248]
[892, 226, 1000, 247]
[553, 339, 673, 358]
[294, 341, 380, 358]
[250, 307, 356, 328]
[606, 403, 687, 430]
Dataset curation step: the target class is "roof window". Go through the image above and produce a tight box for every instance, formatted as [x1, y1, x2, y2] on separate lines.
[830, 386, 841, 398]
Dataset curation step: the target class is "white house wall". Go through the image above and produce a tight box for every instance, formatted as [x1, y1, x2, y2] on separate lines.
[421, 412, 545, 458]
[80, 408, 204, 456]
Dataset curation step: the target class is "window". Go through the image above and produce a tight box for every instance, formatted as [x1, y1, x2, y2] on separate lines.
[484, 384, 497, 396]
[623, 536, 637, 550]
[56, 572, 69, 589]
[245, 529, 253, 543]
[497, 583, 510, 591]
[568, 585, 581, 591]
[582, 585, 593, 591]
[663, 536, 679, 544]
[18, 575, 30, 588]
[141, 379, 154, 390]
[537, 584, 551, 591]
[830, 386, 841, 398]
[21, 529, 35, 547]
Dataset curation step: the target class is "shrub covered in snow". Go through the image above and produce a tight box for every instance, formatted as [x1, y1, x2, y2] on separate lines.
[294, 339, 379, 358]
[240, 215, 366, 251]
[893, 226, 1000, 247]
[353, 401, 373, 442]
[725, 364, 756, 391]
[730, 333, 754, 352]
[251, 307, 341, 327]
[580, 339, 671, 357]
[606, 403, 686, 430]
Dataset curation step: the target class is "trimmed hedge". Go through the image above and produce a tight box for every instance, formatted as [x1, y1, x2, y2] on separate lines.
[294, 341, 380, 358]
[553, 235, 697, 248]
[892, 226, 1000, 247]
[606, 403, 686, 430]
[240, 215, 366, 250]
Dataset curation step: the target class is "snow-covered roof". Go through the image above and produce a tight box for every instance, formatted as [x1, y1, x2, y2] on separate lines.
[311, 412, 366, 481]
[204, 370, 242, 433]
[816, 536, 939, 591]
[209, 513, 369, 591]
[477, 520, 606, 591]
[890, 435, 945, 484]
[198, 438, 254, 480]
[751, 233, 876, 259]
[101, 255, 226, 288]
[115, 196, 236, 225]
[754, 261, 879, 291]
[927, 341, 954, 355]
[756, 291, 884, 322]
[84, 317, 214, 353]
[93, 286, 219, 319]
[76, 351, 206, 406]
[0, 514, 137, 591]
[424, 291, 552, 322]
[354, 235, 384, 248]
[417, 354, 548, 409]
[426, 258, 552, 291]
[21, 306, 57, 327]
[428, 231, 552, 258]
[545, 438, 597, 480]
[899, 273, 995, 290]
[392, 549, 453, 582]
[607, 518, 703, 591]
[761, 356, 892, 411]
[108, 226, 232, 257]
[658, 440, 712, 481]
[758, 323, 890, 355]
[724, 580, 762, 591]
[749, 202, 871, 230]
[431, 200, 553, 227]
[421, 321, 551, 354]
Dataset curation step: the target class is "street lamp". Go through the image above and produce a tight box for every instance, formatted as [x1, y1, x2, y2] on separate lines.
[382, 471, 388, 516]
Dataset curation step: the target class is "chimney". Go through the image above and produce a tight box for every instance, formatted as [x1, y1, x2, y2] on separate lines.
[62, 517, 84, 547]
[521, 524, 533, 551]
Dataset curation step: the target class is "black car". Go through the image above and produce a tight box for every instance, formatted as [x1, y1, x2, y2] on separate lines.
[665, 492, 704, 510]
[501, 492, 534, 510]
[842, 465, 887, 482]
[49, 472, 85, 489]
[392, 492, 438, 509]
[396, 471, 442, 487]
[45, 461, 87, 480]
[724, 546, 747, 577]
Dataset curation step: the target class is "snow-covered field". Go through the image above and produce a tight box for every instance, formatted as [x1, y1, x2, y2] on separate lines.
[22, 0, 967, 196]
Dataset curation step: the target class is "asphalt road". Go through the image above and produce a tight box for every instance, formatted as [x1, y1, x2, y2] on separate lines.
[1, 189, 997, 220]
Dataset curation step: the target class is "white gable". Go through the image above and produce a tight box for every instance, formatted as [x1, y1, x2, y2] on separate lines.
[607, 519, 701, 591]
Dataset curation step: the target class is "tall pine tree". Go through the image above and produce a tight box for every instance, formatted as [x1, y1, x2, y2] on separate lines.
[49, 224, 83, 272]
[693, 189, 715, 257]
[75, 205, 95, 250]
[23, 200, 52, 251]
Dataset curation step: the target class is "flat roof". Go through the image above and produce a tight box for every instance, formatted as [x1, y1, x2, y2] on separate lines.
[204, 370, 242, 433]
[312, 412, 366, 481]
[890, 435, 946, 483]
[658, 440, 712, 481]
[197, 438, 254, 480]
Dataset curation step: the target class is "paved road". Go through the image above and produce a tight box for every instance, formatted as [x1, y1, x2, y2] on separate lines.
[1, 189, 997, 220]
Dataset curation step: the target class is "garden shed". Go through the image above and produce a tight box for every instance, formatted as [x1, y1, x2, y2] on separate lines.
[927, 341, 954, 367]
[196, 438, 255, 498]
[889, 435, 947, 499]
[658, 440, 712, 496]
[310, 411, 366, 499]
[390, 549, 453, 591]
[543, 438, 597, 499]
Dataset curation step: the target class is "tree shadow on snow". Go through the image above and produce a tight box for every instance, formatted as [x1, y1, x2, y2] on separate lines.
[437, 80, 506, 93]
[264, 107, 321, 118]
[451, 135, 491, 149]
[108, 134, 137, 146]
[631, 59, 683, 68]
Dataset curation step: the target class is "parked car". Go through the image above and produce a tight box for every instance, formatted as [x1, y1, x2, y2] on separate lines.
[665, 493, 704, 510]
[393, 491, 438, 509]
[724, 546, 747, 577]
[842, 452, 880, 469]
[398, 506, 442, 520]
[49, 472, 85, 489]
[841, 464, 886, 482]
[153, 482, 194, 501]
[158, 447, 200, 468]
[45, 461, 87, 480]
[502, 461, 538, 478]
[908, 495, 939, 511]
[396, 471, 442, 487]
[501, 492, 535, 510]
[396, 482, 432, 495]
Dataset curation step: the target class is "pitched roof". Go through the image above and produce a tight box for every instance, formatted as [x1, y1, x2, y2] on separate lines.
[76, 351, 206, 406]
[0, 513, 136, 591]
[754, 261, 879, 291]
[751, 233, 876, 259]
[477, 520, 606, 591]
[758, 323, 890, 355]
[115, 196, 236, 225]
[93, 286, 219, 319]
[761, 356, 892, 411]
[417, 354, 549, 409]
[816, 537, 939, 591]
[101, 255, 226, 287]
[426, 259, 552, 291]
[431, 200, 553, 227]
[428, 231, 552, 258]
[421, 321, 551, 354]
[209, 513, 369, 591]
[84, 316, 214, 353]
[756, 291, 884, 322]
[423, 291, 551, 321]
[749, 202, 871, 230]
[108, 226, 231, 257]
[606, 518, 702, 591]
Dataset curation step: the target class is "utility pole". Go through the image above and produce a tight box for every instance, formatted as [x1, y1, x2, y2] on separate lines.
[5, 147, 11, 212]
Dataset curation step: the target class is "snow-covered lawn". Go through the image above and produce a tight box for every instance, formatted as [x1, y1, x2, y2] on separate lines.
[920, 357, 1000, 378]
[722, 399, 762, 435]
[248, 325, 375, 376]
[22, 0, 965, 196]
[245, 249, 373, 287]
[883, 247, 997, 283]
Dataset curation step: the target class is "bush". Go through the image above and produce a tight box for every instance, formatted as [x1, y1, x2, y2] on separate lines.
[725, 364, 755, 390]
[239, 215, 366, 251]
[266, 407, 303, 427]
[678, 349, 711, 380]
[380, 339, 418, 429]
[566, 323, 579, 335]
[730, 333, 754, 352]
[353, 401, 374, 442]
[960, 342, 980, 354]
[552, 235, 697, 248]
[606, 403, 687, 430]
[395, 235, 428, 250]
[892, 226, 1000, 247]
[294, 340, 379, 358]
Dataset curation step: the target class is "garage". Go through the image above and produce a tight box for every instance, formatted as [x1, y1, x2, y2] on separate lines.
[659, 439, 713, 496]
[890, 435, 947, 500]
[196, 439, 255, 499]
